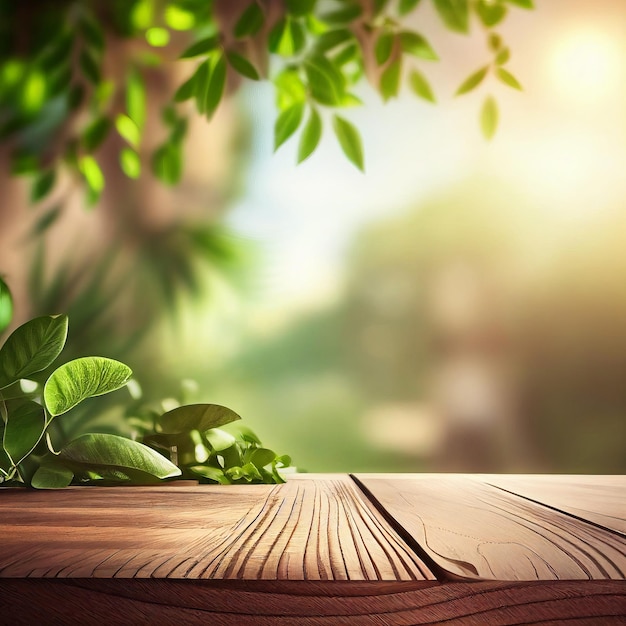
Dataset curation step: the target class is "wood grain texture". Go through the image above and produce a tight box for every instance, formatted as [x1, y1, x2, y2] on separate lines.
[480, 475, 626, 535]
[354, 474, 626, 581]
[1, 579, 625, 625]
[0, 476, 432, 580]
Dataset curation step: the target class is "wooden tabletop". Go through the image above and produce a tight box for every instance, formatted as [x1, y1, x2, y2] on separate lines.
[1, 474, 624, 624]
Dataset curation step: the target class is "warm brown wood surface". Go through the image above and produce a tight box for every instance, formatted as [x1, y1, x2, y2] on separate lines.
[481, 474, 626, 535]
[354, 474, 626, 581]
[0, 475, 432, 580]
[2, 580, 625, 625]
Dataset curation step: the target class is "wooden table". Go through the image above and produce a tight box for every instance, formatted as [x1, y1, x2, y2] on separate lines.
[1, 474, 624, 624]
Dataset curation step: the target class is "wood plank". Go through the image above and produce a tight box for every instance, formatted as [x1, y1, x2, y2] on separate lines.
[478, 475, 626, 535]
[354, 474, 626, 581]
[0, 476, 433, 581]
[1, 579, 625, 625]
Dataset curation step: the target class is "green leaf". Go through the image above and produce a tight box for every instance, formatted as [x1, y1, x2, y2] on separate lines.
[321, 3, 362, 24]
[58, 433, 181, 480]
[159, 403, 242, 434]
[189, 465, 230, 484]
[31, 169, 56, 203]
[333, 115, 364, 171]
[380, 58, 401, 101]
[432, 0, 469, 33]
[226, 51, 260, 80]
[0, 277, 13, 335]
[180, 35, 220, 58]
[249, 447, 277, 469]
[44, 356, 132, 416]
[286, 0, 316, 16]
[174, 75, 196, 102]
[119, 147, 141, 179]
[115, 114, 140, 147]
[0, 315, 68, 389]
[274, 102, 304, 151]
[304, 54, 345, 105]
[152, 143, 182, 185]
[399, 0, 422, 14]
[476, 0, 507, 27]
[226, 462, 262, 482]
[399, 31, 438, 60]
[375, 32, 394, 66]
[126, 69, 146, 130]
[481, 95, 498, 139]
[234, 3, 265, 38]
[268, 17, 306, 57]
[409, 68, 436, 102]
[3, 401, 46, 465]
[298, 108, 322, 163]
[455, 65, 489, 96]
[79, 50, 100, 84]
[204, 428, 236, 452]
[79, 155, 105, 195]
[495, 47, 510, 65]
[82, 117, 111, 152]
[146, 27, 170, 47]
[504, 0, 533, 8]
[373, 0, 391, 16]
[196, 52, 227, 119]
[29, 205, 63, 238]
[274, 68, 307, 109]
[80, 14, 105, 52]
[496, 67, 522, 90]
[314, 29, 353, 54]
[31, 462, 74, 489]
[164, 4, 196, 31]
[489, 33, 502, 52]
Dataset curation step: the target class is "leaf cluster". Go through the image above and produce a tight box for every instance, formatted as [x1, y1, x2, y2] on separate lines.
[0, 0, 533, 214]
[0, 277, 292, 488]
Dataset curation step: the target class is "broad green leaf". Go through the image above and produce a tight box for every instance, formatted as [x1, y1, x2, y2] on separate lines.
[3, 400, 45, 465]
[226, 51, 260, 80]
[126, 69, 146, 130]
[204, 428, 236, 452]
[314, 29, 352, 54]
[80, 14, 105, 52]
[0, 277, 13, 334]
[234, 2, 265, 38]
[286, 0, 316, 16]
[373, 0, 391, 16]
[409, 68, 436, 102]
[44, 356, 132, 416]
[268, 17, 306, 57]
[58, 433, 181, 479]
[495, 47, 510, 65]
[146, 27, 170, 47]
[31, 170, 56, 203]
[399, 0, 422, 14]
[304, 54, 345, 105]
[249, 447, 276, 469]
[165, 4, 196, 30]
[79, 50, 100, 84]
[115, 114, 140, 147]
[152, 143, 182, 185]
[174, 74, 196, 102]
[274, 102, 304, 151]
[119, 147, 141, 179]
[504, 0, 533, 8]
[481, 95, 498, 139]
[298, 108, 322, 163]
[190, 465, 230, 484]
[455, 65, 489, 96]
[333, 115, 364, 171]
[320, 3, 362, 24]
[399, 31, 438, 60]
[180, 35, 220, 58]
[31, 462, 74, 489]
[332, 42, 359, 67]
[196, 52, 227, 119]
[79, 155, 105, 194]
[375, 32, 394, 66]
[496, 67, 522, 90]
[226, 462, 262, 482]
[339, 92, 363, 106]
[432, 0, 469, 33]
[380, 58, 401, 101]
[476, 0, 507, 27]
[82, 117, 111, 152]
[159, 403, 241, 434]
[274, 68, 307, 109]
[0, 315, 68, 389]
[190, 429, 209, 462]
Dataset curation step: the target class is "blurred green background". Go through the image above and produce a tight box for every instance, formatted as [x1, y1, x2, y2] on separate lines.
[1, 0, 625, 473]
